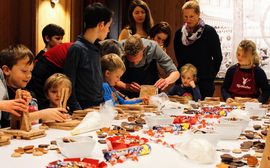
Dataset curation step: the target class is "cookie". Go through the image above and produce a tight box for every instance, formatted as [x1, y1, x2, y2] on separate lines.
[23, 145, 34, 151]
[245, 133, 254, 139]
[11, 152, 21, 157]
[33, 151, 43, 156]
[232, 149, 242, 154]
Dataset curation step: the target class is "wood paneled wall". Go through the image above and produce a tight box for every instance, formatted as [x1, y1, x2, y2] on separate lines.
[0, 0, 35, 52]
[144, 0, 185, 66]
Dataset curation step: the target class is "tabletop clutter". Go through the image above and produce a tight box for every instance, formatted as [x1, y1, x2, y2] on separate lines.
[1, 92, 270, 168]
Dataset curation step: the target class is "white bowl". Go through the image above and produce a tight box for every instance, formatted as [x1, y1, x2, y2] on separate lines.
[215, 124, 242, 140]
[56, 136, 96, 158]
[220, 118, 249, 131]
[144, 116, 174, 128]
[245, 102, 262, 109]
[247, 108, 267, 118]
[162, 108, 183, 116]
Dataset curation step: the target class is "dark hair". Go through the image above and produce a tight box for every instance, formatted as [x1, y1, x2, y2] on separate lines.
[100, 39, 124, 57]
[83, 2, 113, 33]
[128, 0, 154, 35]
[0, 44, 34, 69]
[149, 21, 172, 48]
[42, 24, 65, 45]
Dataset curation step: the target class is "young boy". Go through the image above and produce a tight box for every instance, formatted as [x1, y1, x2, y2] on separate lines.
[63, 3, 113, 110]
[168, 63, 202, 101]
[35, 24, 65, 61]
[0, 44, 68, 128]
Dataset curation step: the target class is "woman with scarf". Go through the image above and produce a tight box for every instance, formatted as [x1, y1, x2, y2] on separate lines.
[174, 0, 222, 99]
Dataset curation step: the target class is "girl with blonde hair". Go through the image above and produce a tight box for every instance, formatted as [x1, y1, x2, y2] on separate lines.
[222, 40, 270, 104]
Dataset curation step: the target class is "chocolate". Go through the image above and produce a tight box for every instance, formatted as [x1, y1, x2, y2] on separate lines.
[98, 134, 107, 139]
[245, 133, 254, 139]
[261, 130, 268, 136]
[240, 141, 253, 149]
[38, 144, 49, 148]
[220, 154, 233, 163]
[253, 125, 261, 130]
[98, 139, 107, 144]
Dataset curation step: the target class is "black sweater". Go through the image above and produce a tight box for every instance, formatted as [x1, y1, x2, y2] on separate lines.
[63, 35, 104, 110]
[221, 64, 270, 103]
[174, 24, 222, 81]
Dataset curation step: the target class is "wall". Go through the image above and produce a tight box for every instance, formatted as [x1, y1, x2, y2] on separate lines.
[140, 0, 185, 65]
[35, 0, 71, 54]
[0, 0, 35, 52]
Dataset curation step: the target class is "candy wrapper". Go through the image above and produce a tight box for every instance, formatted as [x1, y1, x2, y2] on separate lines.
[103, 144, 151, 163]
[47, 158, 107, 168]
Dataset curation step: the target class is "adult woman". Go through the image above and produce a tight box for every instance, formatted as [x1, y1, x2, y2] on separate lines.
[149, 21, 172, 51]
[174, 0, 222, 99]
[118, 0, 154, 40]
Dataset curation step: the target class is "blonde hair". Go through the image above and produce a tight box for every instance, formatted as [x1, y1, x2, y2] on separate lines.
[101, 53, 126, 73]
[44, 73, 72, 96]
[180, 63, 197, 81]
[182, 0, 200, 15]
[238, 40, 260, 66]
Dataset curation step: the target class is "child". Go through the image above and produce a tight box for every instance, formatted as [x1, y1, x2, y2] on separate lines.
[44, 73, 72, 108]
[0, 44, 68, 127]
[168, 63, 201, 101]
[64, 3, 113, 110]
[101, 53, 145, 105]
[35, 24, 65, 61]
[221, 40, 270, 104]
[27, 42, 73, 110]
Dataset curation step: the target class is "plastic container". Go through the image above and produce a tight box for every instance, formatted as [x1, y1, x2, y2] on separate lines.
[162, 108, 183, 116]
[56, 136, 96, 158]
[219, 117, 249, 131]
[247, 108, 267, 118]
[215, 124, 242, 140]
[144, 116, 174, 128]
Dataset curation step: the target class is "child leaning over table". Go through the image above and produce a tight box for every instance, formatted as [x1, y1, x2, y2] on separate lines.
[221, 40, 270, 104]
[44, 73, 72, 110]
[0, 44, 69, 128]
[101, 53, 148, 106]
[167, 63, 202, 102]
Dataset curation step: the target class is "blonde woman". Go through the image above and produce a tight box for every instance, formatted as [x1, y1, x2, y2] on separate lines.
[222, 40, 270, 104]
[174, 0, 222, 99]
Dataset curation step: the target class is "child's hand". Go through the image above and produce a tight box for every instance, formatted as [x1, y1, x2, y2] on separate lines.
[0, 99, 28, 116]
[21, 90, 32, 105]
[189, 80, 196, 88]
[226, 98, 235, 104]
[141, 96, 149, 105]
[39, 108, 69, 122]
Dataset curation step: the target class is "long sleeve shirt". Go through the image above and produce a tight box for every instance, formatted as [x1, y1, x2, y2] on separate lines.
[167, 84, 202, 102]
[103, 83, 142, 105]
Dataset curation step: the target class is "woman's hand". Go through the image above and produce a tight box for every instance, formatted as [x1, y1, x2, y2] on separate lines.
[0, 99, 28, 116]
